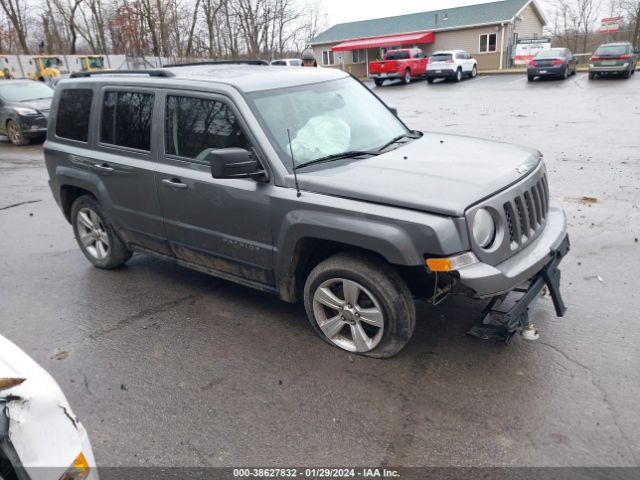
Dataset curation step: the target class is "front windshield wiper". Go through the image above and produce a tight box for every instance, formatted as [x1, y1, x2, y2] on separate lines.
[294, 150, 380, 171]
[377, 130, 423, 152]
[21, 97, 52, 102]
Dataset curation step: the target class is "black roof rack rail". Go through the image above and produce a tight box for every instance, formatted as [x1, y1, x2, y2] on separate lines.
[70, 69, 175, 78]
[163, 60, 269, 68]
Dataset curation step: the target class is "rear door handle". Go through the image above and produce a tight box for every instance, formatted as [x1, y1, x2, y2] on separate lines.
[94, 163, 114, 172]
[162, 178, 188, 190]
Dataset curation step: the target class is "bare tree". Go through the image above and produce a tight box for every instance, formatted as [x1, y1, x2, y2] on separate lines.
[551, 0, 599, 53]
[0, 0, 29, 53]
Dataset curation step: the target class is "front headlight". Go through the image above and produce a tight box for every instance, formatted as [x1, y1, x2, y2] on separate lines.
[472, 208, 496, 249]
[59, 452, 91, 480]
[15, 107, 39, 116]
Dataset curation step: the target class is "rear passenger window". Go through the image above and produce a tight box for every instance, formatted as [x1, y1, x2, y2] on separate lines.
[165, 96, 249, 160]
[101, 91, 154, 151]
[56, 89, 93, 142]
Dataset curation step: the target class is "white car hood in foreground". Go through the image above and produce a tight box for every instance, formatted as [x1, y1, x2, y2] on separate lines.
[0, 335, 98, 480]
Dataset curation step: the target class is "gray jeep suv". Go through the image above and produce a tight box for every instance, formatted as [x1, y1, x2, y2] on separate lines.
[44, 64, 569, 358]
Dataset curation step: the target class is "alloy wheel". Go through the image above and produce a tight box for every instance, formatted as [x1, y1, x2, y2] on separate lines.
[312, 278, 385, 353]
[76, 207, 110, 260]
[7, 122, 22, 145]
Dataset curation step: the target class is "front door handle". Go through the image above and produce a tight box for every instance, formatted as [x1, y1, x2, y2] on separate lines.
[94, 163, 114, 172]
[162, 178, 188, 190]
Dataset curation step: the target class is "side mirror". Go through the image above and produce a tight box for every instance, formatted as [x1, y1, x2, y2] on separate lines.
[198, 148, 265, 180]
[389, 107, 398, 116]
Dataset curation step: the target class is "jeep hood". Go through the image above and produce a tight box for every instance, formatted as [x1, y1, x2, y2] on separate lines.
[297, 133, 542, 216]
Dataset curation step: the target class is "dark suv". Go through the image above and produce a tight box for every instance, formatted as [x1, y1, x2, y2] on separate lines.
[44, 64, 570, 358]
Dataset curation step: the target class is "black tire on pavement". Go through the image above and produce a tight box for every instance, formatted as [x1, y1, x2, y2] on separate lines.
[455, 68, 462, 82]
[402, 69, 411, 84]
[303, 252, 416, 359]
[374, 78, 384, 87]
[588, 72, 596, 80]
[6, 120, 29, 146]
[71, 195, 132, 270]
[471, 65, 477, 78]
[427, 78, 434, 84]
[528, 75, 534, 82]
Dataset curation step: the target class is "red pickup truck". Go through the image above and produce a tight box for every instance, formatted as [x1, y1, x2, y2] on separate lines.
[369, 48, 429, 86]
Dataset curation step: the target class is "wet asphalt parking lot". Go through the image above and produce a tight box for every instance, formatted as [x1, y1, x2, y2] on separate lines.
[1, 72, 639, 469]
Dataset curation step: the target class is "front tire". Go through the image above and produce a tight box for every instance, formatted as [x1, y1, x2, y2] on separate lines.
[303, 252, 415, 358]
[6, 120, 29, 146]
[71, 195, 132, 269]
[471, 65, 477, 78]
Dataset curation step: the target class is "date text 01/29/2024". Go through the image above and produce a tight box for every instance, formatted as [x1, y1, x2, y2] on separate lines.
[232, 468, 400, 478]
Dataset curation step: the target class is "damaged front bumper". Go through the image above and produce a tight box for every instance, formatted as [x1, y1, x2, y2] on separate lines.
[0, 335, 98, 480]
[467, 234, 570, 342]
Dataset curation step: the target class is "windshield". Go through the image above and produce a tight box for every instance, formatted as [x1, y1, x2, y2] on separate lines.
[385, 51, 409, 60]
[247, 77, 409, 167]
[89, 57, 104, 68]
[42, 57, 62, 68]
[595, 45, 629, 56]
[535, 49, 565, 59]
[0, 81, 54, 102]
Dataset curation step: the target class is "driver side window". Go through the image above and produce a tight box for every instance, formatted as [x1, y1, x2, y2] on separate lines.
[165, 95, 249, 162]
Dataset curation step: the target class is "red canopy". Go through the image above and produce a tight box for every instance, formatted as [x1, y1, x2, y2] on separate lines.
[332, 31, 435, 52]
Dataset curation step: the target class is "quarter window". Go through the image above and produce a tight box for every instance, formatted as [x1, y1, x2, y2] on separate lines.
[56, 89, 93, 142]
[165, 95, 249, 160]
[322, 50, 335, 66]
[479, 33, 498, 53]
[100, 91, 154, 151]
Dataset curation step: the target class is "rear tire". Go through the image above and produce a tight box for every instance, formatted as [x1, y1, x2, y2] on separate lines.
[454, 68, 462, 82]
[402, 68, 411, 84]
[527, 75, 534, 82]
[427, 78, 434, 84]
[71, 195, 132, 269]
[303, 252, 416, 358]
[374, 78, 384, 87]
[562, 67, 569, 80]
[588, 72, 596, 80]
[622, 69, 631, 79]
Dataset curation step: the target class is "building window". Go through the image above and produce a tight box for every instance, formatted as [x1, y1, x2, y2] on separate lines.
[513, 32, 519, 45]
[56, 89, 93, 142]
[322, 50, 335, 66]
[352, 49, 366, 64]
[479, 33, 498, 53]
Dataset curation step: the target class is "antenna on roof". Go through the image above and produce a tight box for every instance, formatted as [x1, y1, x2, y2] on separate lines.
[287, 129, 302, 198]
